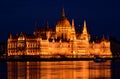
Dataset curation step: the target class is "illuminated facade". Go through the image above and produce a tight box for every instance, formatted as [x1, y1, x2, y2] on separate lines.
[7, 9, 112, 58]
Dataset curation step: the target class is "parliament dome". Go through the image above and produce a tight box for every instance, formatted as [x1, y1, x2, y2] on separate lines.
[56, 8, 71, 27]
[56, 17, 71, 27]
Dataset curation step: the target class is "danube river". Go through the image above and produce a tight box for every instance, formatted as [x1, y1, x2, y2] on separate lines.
[0, 60, 120, 79]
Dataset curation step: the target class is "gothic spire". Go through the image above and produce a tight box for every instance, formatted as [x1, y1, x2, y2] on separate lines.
[62, 8, 65, 17]
[82, 20, 87, 34]
[10, 33, 12, 39]
[72, 19, 74, 27]
[102, 35, 105, 41]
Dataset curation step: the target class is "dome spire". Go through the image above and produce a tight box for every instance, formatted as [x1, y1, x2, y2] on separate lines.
[62, 8, 65, 17]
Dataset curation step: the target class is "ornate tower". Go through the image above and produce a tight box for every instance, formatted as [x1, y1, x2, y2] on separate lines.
[55, 8, 72, 40]
[71, 19, 76, 40]
[77, 20, 90, 55]
[80, 20, 90, 42]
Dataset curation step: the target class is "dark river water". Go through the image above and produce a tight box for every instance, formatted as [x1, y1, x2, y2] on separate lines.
[0, 60, 120, 79]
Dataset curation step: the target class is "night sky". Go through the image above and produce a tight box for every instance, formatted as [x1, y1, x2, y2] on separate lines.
[0, 0, 120, 41]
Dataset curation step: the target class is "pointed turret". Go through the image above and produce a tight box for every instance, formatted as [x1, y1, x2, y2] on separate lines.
[33, 22, 38, 36]
[9, 33, 12, 39]
[82, 20, 88, 34]
[102, 35, 105, 41]
[80, 20, 90, 41]
[71, 19, 76, 40]
[62, 8, 65, 17]
[72, 19, 74, 27]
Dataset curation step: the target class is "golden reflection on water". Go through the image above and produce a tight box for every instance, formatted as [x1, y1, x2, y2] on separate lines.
[7, 61, 111, 79]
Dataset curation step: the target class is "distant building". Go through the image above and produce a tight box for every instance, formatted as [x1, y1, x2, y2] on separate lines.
[7, 9, 112, 58]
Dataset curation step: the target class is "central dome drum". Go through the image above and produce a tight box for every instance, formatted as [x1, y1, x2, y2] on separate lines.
[56, 17, 71, 27]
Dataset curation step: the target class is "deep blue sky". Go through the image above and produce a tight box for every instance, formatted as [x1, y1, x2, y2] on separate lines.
[0, 0, 120, 41]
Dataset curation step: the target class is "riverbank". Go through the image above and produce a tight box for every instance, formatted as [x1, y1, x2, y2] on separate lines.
[0, 56, 116, 62]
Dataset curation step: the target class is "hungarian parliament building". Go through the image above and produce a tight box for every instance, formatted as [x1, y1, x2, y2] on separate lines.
[7, 9, 112, 58]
